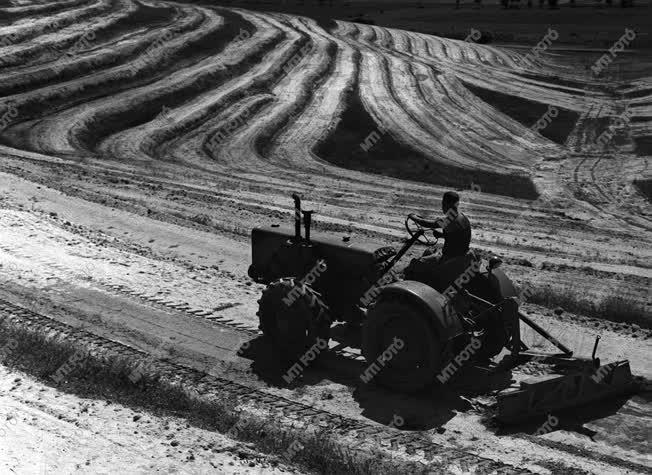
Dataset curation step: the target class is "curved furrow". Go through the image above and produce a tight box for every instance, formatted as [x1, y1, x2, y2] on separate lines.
[0, 0, 111, 47]
[422, 33, 447, 62]
[167, 95, 275, 168]
[441, 37, 484, 65]
[156, 14, 307, 170]
[368, 23, 392, 49]
[623, 81, 652, 140]
[63, 6, 228, 153]
[266, 17, 357, 173]
[387, 27, 411, 55]
[0, 1, 180, 96]
[379, 56, 538, 198]
[457, 66, 601, 115]
[0, 2, 204, 129]
[392, 59, 507, 169]
[406, 61, 548, 173]
[338, 24, 446, 159]
[358, 51, 477, 174]
[438, 72, 563, 159]
[360, 41, 496, 179]
[98, 10, 285, 163]
[269, 20, 523, 204]
[2, 5, 227, 154]
[251, 14, 339, 161]
[415, 29, 551, 73]
[263, 22, 430, 202]
[196, 12, 311, 168]
[351, 21, 373, 44]
[382, 28, 494, 70]
[197, 13, 331, 172]
[438, 36, 466, 63]
[360, 21, 377, 43]
[0, 0, 137, 72]
[0, 0, 87, 19]
[349, 23, 596, 116]
[342, 27, 507, 174]
[405, 31, 438, 66]
[392, 58, 538, 171]
[151, 14, 316, 188]
[315, 22, 571, 197]
[343, 23, 571, 125]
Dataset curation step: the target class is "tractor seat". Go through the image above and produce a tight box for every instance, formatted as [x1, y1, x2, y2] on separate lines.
[434, 253, 476, 291]
[404, 251, 480, 294]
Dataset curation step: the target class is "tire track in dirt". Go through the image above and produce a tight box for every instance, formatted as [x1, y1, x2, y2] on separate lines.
[562, 101, 652, 233]
[0, 297, 542, 474]
[1, 271, 649, 474]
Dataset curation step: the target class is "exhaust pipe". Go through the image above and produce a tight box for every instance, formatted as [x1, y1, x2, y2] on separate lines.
[292, 193, 302, 241]
[302, 210, 314, 243]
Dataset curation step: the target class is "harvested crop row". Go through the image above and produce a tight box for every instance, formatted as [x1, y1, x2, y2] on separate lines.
[165, 13, 313, 167]
[0, 0, 87, 18]
[199, 13, 316, 168]
[3, 5, 221, 153]
[0, 0, 179, 80]
[252, 15, 339, 158]
[269, 18, 359, 171]
[0, 0, 134, 71]
[0, 0, 111, 46]
[102, 9, 285, 162]
[0, 3, 203, 113]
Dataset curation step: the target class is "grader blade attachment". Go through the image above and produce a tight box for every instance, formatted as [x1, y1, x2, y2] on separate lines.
[496, 360, 635, 423]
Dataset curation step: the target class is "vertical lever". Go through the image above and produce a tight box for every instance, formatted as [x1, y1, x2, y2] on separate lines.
[292, 193, 302, 241]
[302, 210, 314, 243]
[592, 335, 601, 363]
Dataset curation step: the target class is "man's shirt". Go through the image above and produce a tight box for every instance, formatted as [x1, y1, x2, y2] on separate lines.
[437, 210, 471, 259]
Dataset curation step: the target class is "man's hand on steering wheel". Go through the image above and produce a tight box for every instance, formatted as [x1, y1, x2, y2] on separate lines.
[408, 213, 428, 227]
[406, 214, 435, 245]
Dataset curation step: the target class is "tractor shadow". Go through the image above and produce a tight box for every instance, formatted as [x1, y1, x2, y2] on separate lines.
[241, 323, 515, 431]
[352, 383, 465, 430]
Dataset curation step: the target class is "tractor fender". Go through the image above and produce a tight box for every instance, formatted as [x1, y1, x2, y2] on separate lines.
[489, 268, 518, 300]
[374, 280, 465, 341]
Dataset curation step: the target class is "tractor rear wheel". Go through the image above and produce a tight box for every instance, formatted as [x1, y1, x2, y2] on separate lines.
[362, 299, 443, 392]
[258, 278, 331, 363]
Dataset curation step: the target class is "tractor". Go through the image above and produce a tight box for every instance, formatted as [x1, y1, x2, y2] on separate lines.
[248, 194, 634, 422]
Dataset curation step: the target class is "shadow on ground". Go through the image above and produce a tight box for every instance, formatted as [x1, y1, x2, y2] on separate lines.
[241, 325, 516, 431]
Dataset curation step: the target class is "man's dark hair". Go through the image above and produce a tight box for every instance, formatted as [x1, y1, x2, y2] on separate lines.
[442, 191, 460, 208]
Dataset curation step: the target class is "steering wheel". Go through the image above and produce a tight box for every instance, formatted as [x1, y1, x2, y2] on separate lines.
[405, 215, 434, 246]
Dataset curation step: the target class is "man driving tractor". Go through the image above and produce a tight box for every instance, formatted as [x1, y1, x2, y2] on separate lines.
[404, 191, 472, 290]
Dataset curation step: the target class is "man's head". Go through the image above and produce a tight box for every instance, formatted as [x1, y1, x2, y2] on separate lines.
[442, 191, 460, 213]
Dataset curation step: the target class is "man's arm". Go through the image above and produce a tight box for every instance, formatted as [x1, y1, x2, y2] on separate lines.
[408, 213, 443, 229]
[409, 214, 445, 239]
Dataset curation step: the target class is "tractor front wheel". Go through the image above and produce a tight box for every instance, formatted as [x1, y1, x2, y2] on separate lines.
[258, 278, 331, 363]
[362, 299, 443, 392]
